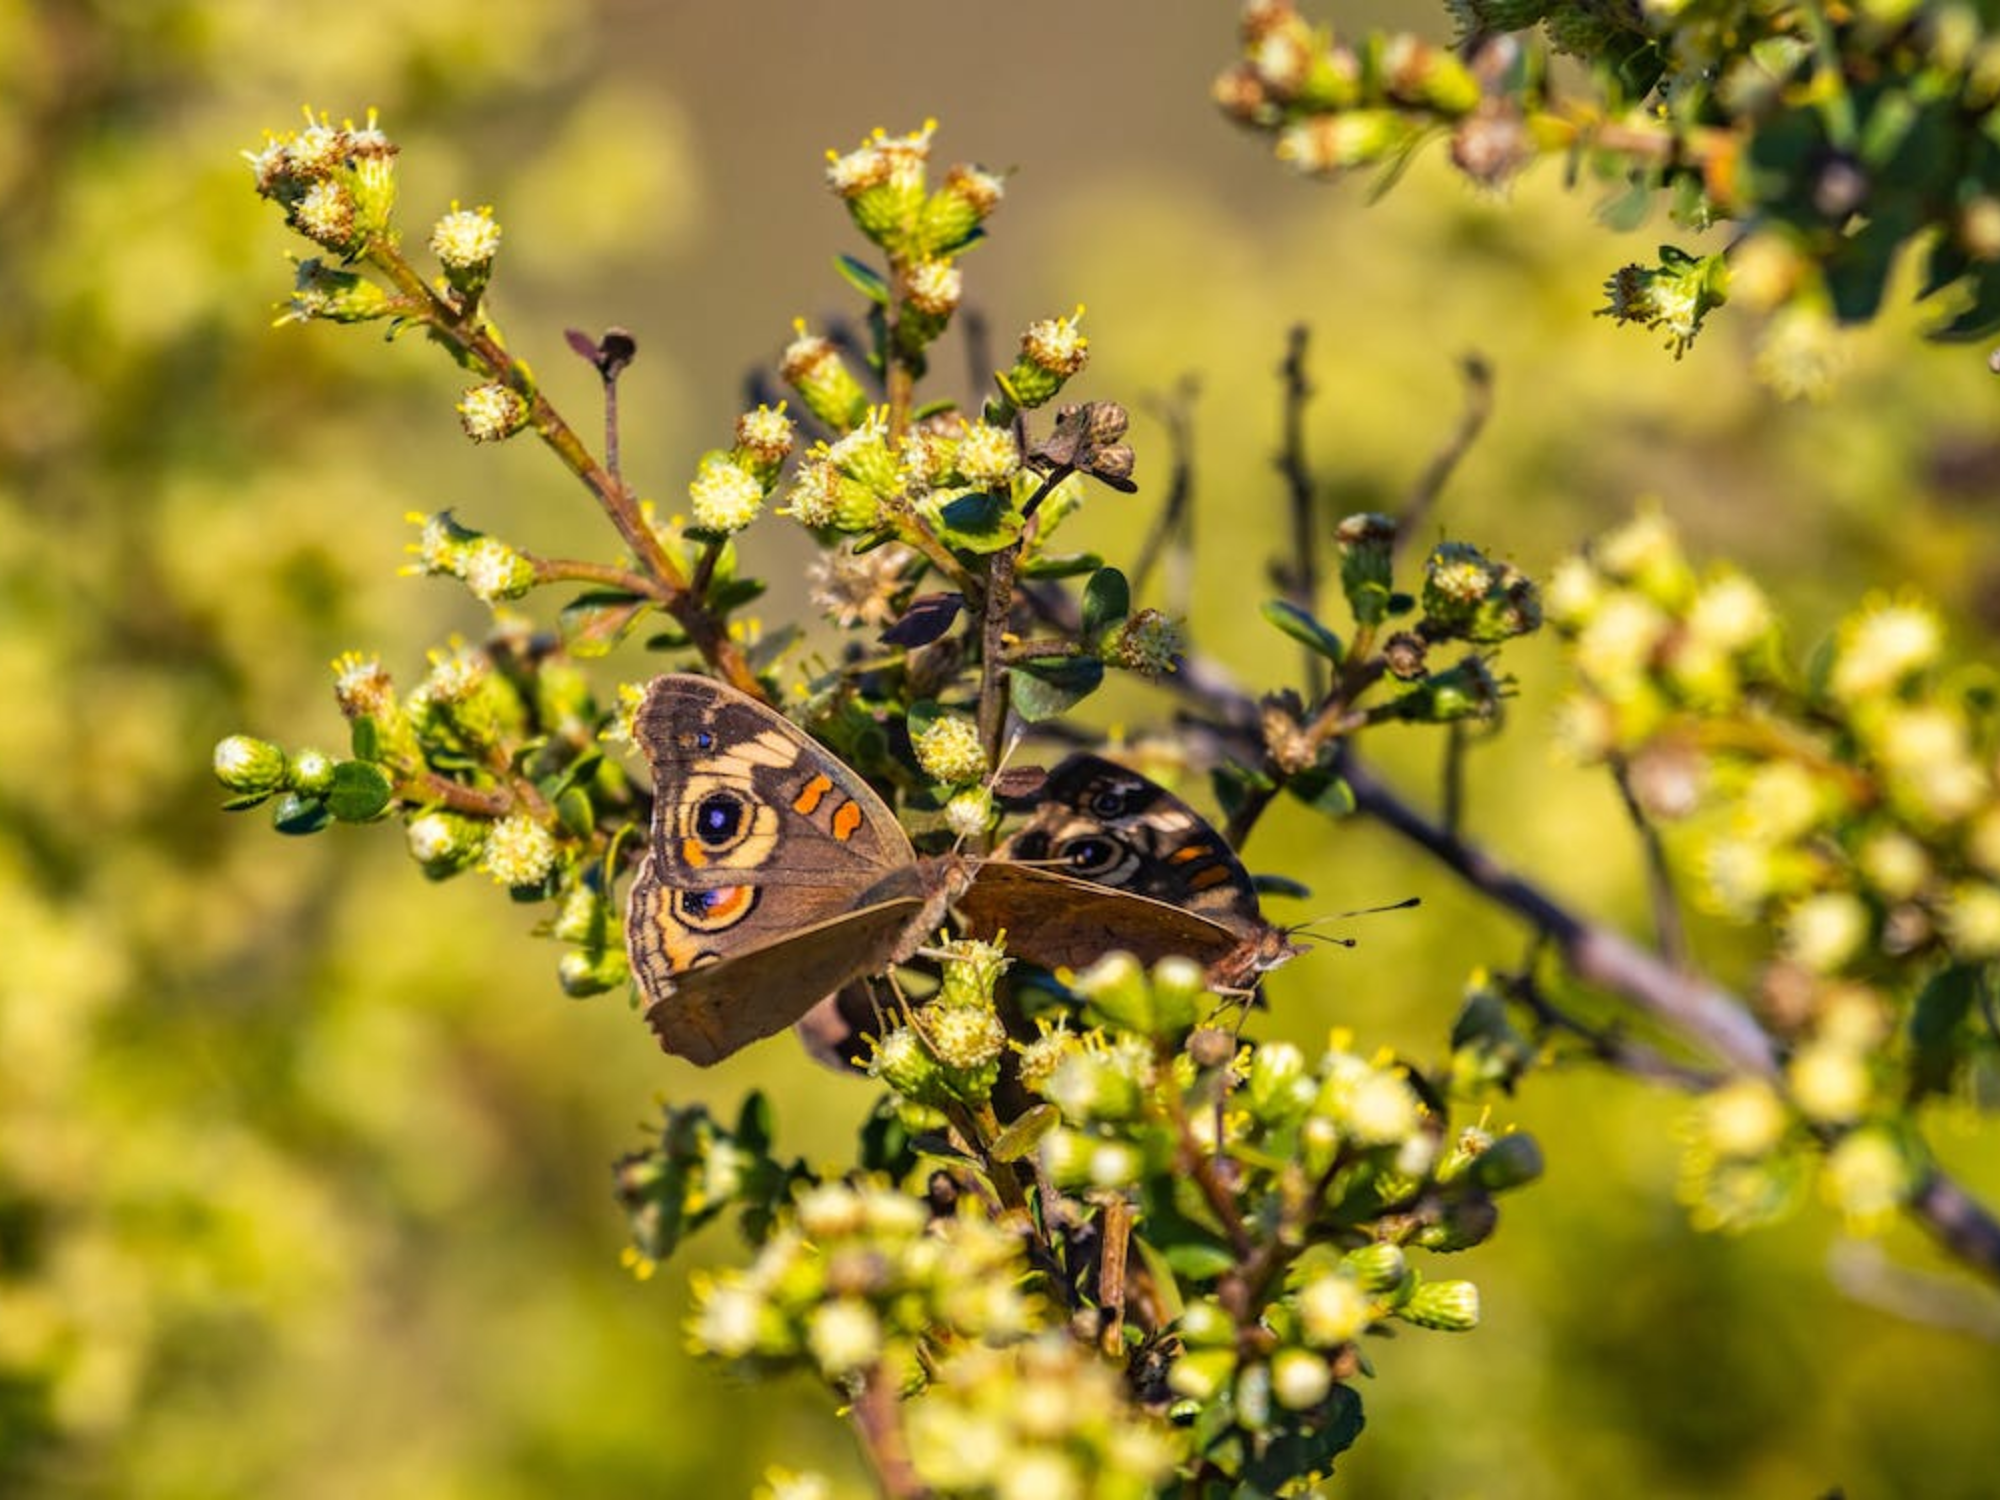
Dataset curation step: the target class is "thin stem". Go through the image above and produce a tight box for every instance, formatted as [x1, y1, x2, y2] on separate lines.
[364, 241, 767, 699]
[1277, 325, 1325, 700]
[1395, 354, 1493, 562]
[526, 555, 668, 598]
[1608, 752, 1690, 969]
[976, 545, 1019, 770]
[850, 1372, 930, 1500]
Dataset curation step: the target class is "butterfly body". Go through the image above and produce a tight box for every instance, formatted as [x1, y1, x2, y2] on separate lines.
[627, 675, 1295, 1065]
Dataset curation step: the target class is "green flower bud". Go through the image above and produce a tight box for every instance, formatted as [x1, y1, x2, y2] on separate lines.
[1014, 1024, 1079, 1094]
[942, 785, 993, 839]
[872, 1025, 947, 1104]
[1341, 1243, 1411, 1296]
[285, 257, 393, 324]
[1247, 1040, 1314, 1121]
[1177, 1298, 1236, 1348]
[1414, 1192, 1500, 1252]
[1112, 610, 1183, 678]
[1296, 1270, 1373, 1345]
[457, 382, 528, 443]
[780, 325, 870, 432]
[478, 813, 559, 891]
[460, 536, 536, 602]
[918, 163, 1003, 256]
[1042, 1047, 1144, 1123]
[405, 810, 486, 878]
[1470, 1132, 1545, 1193]
[1166, 1348, 1237, 1403]
[1271, 1348, 1334, 1410]
[1401, 1278, 1481, 1331]
[558, 946, 628, 997]
[689, 454, 765, 536]
[213, 735, 288, 796]
[734, 404, 796, 486]
[999, 311, 1087, 410]
[288, 747, 335, 795]
[913, 715, 987, 785]
[1336, 512, 1398, 627]
[936, 938, 1010, 1010]
[429, 202, 499, 297]
[1276, 110, 1418, 174]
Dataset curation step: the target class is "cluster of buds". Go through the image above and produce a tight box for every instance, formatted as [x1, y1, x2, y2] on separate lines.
[903, 1334, 1181, 1499]
[406, 511, 537, 601]
[1598, 247, 1731, 359]
[824, 122, 1002, 362]
[1214, 2, 1489, 181]
[1418, 540, 1542, 645]
[686, 404, 798, 537]
[212, 732, 392, 836]
[617, 1096, 811, 1268]
[685, 1178, 1037, 1385]
[871, 939, 1012, 1107]
[1553, 509, 2000, 1230]
[244, 108, 398, 258]
[912, 713, 995, 836]
[995, 310, 1092, 418]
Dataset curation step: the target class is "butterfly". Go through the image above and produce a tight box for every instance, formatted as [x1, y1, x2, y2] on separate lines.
[625, 674, 1295, 1065]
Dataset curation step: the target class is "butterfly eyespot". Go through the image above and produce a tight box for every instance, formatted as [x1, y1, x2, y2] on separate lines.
[694, 792, 744, 845]
[1064, 836, 1121, 875]
[1088, 788, 1129, 819]
[694, 730, 715, 750]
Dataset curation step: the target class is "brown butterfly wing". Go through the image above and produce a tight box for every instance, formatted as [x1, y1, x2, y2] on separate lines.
[953, 860, 1245, 972]
[625, 674, 941, 1064]
[636, 883, 928, 1065]
[987, 753, 1297, 979]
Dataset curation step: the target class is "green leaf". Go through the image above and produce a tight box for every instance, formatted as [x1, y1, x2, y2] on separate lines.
[704, 577, 768, 613]
[1260, 600, 1345, 663]
[1010, 656, 1104, 721]
[736, 1091, 775, 1156]
[271, 792, 331, 835]
[221, 791, 273, 812]
[990, 1104, 1060, 1162]
[1908, 963, 1983, 1101]
[1019, 551, 1103, 580]
[748, 624, 802, 673]
[1240, 1388, 1367, 1491]
[1160, 1240, 1238, 1280]
[930, 489, 1023, 554]
[560, 589, 649, 658]
[1081, 566, 1132, 640]
[1931, 261, 2000, 342]
[325, 761, 393, 822]
[555, 786, 595, 838]
[1287, 766, 1354, 818]
[833, 253, 889, 304]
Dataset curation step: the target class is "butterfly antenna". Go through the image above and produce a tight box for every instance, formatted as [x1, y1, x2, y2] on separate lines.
[1285, 896, 1420, 950]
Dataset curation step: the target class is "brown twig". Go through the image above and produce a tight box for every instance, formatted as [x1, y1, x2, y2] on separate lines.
[363, 243, 766, 698]
[1276, 325, 1325, 699]
[1608, 752, 1691, 969]
[1394, 354, 1493, 560]
[850, 1371, 930, 1500]
[1131, 376, 1200, 613]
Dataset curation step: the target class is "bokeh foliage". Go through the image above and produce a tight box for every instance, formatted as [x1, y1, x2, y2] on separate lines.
[5, 2, 2000, 1498]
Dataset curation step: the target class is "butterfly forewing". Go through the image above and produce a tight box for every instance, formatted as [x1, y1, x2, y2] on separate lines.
[626, 675, 948, 1065]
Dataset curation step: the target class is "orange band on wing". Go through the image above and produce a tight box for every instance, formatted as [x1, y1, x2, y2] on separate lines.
[1188, 865, 1235, 891]
[1170, 843, 1211, 864]
[831, 800, 863, 842]
[793, 773, 833, 815]
[681, 838, 709, 868]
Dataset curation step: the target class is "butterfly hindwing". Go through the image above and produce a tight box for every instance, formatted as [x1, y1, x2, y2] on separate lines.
[625, 674, 947, 1065]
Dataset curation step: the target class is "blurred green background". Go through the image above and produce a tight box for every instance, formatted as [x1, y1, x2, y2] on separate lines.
[5, 2, 1998, 1495]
